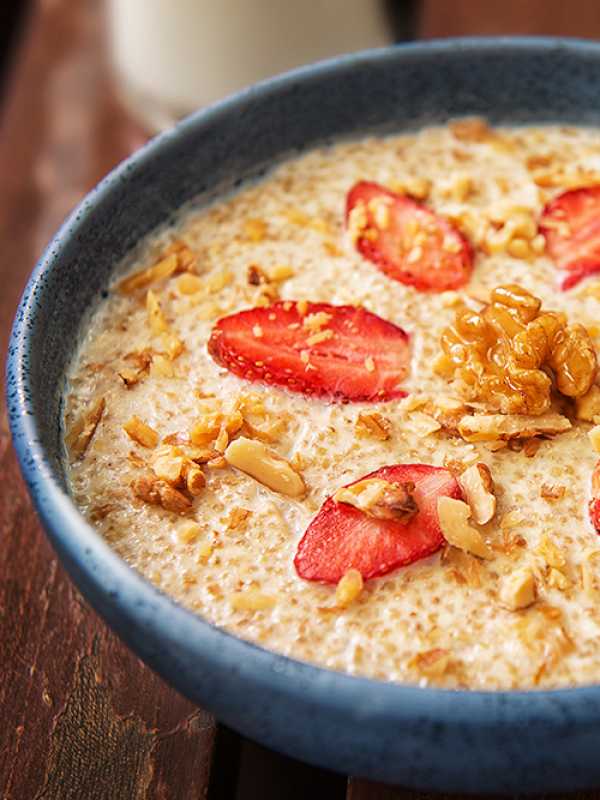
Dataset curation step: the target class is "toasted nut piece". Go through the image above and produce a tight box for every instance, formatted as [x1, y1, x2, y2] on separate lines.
[437, 497, 493, 559]
[123, 416, 159, 448]
[118, 366, 145, 388]
[333, 478, 417, 522]
[458, 463, 496, 525]
[499, 568, 537, 610]
[457, 412, 571, 442]
[146, 289, 169, 335]
[66, 397, 106, 458]
[185, 465, 206, 496]
[540, 483, 566, 501]
[150, 354, 174, 378]
[581, 549, 600, 598]
[269, 264, 295, 281]
[177, 521, 202, 544]
[355, 412, 392, 441]
[588, 425, 600, 454]
[190, 413, 223, 445]
[536, 534, 566, 570]
[197, 540, 213, 561]
[409, 411, 442, 437]
[226, 507, 252, 530]
[152, 450, 185, 483]
[450, 117, 493, 142]
[576, 385, 600, 421]
[230, 590, 276, 611]
[161, 332, 184, 360]
[132, 476, 192, 513]
[118, 253, 178, 293]
[224, 436, 305, 497]
[176, 273, 204, 295]
[243, 218, 268, 242]
[335, 569, 364, 607]
[409, 648, 451, 678]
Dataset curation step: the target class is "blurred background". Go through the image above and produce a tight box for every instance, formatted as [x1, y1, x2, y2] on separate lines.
[2, 2, 600, 799]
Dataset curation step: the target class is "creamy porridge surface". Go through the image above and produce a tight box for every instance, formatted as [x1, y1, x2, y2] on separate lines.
[64, 121, 600, 690]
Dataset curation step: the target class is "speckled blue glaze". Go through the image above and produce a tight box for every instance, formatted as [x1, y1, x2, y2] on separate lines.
[7, 38, 600, 793]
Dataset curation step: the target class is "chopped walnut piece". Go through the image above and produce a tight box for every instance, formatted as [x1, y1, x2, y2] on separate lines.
[123, 416, 159, 448]
[540, 483, 566, 501]
[437, 497, 493, 559]
[457, 412, 571, 443]
[334, 478, 418, 522]
[132, 475, 192, 513]
[576, 385, 600, 421]
[226, 507, 252, 530]
[439, 283, 597, 414]
[66, 397, 106, 458]
[409, 411, 442, 437]
[499, 568, 537, 611]
[355, 412, 392, 441]
[335, 569, 363, 607]
[230, 590, 276, 611]
[457, 463, 496, 525]
[224, 437, 305, 498]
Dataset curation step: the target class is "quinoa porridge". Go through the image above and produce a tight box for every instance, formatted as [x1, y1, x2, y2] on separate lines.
[63, 119, 600, 690]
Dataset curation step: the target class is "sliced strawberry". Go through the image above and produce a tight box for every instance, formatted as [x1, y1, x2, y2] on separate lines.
[208, 301, 410, 402]
[591, 461, 600, 534]
[539, 186, 600, 290]
[345, 181, 473, 292]
[294, 464, 462, 583]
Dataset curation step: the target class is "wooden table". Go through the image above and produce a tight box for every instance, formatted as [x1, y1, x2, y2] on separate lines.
[2, 2, 600, 797]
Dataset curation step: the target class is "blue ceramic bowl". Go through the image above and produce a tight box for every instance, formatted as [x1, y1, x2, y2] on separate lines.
[7, 38, 600, 794]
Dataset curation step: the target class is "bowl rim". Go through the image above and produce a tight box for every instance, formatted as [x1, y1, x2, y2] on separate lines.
[8, 35, 600, 723]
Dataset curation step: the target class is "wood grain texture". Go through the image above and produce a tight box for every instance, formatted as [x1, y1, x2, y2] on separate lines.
[347, 777, 600, 800]
[0, 2, 216, 798]
[418, 0, 600, 38]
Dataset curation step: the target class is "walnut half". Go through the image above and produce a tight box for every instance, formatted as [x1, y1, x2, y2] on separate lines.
[333, 479, 417, 522]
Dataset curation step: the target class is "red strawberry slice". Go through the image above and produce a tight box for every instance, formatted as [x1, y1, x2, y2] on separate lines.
[591, 461, 600, 534]
[294, 464, 462, 583]
[539, 186, 600, 290]
[208, 301, 410, 402]
[346, 181, 473, 292]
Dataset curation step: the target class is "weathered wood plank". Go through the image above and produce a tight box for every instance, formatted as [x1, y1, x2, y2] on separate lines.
[0, 2, 217, 798]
